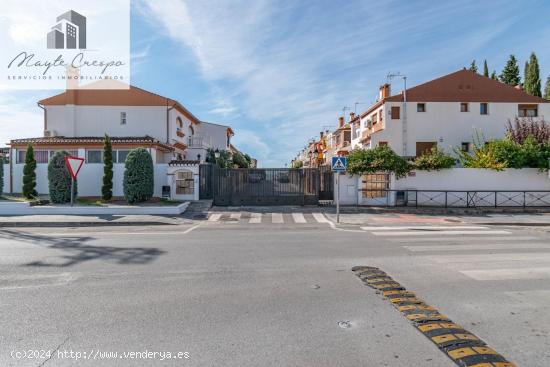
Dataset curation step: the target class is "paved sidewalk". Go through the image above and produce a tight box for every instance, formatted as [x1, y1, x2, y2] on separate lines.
[0, 214, 190, 227]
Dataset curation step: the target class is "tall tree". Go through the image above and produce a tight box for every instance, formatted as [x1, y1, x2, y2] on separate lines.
[523, 60, 530, 89]
[469, 60, 478, 73]
[491, 71, 498, 80]
[483, 60, 489, 77]
[0, 154, 4, 196]
[102, 134, 113, 200]
[524, 52, 542, 97]
[544, 76, 550, 100]
[22, 144, 37, 199]
[500, 55, 521, 86]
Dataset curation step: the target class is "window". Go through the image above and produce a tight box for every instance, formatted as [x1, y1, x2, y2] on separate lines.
[391, 106, 400, 119]
[415, 142, 436, 157]
[480, 103, 489, 115]
[120, 112, 127, 125]
[86, 150, 102, 163]
[372, 113, 378, 124]
[175, 170, 194, 195]
[518, 104, 538, 117]
[16, 150, 26, 164]
[116, 150, 130, 164]
[417, 103, 426, 112]
[188, 124, 194, 136]
[460, 103, 469, 112]
[34, 150, 50, 164]
[378, 110, 383, 123]
[379, 142, 388, 147]
[461, 142, 470, 152]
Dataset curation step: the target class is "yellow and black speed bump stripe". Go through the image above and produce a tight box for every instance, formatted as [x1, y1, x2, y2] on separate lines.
[352, 266, 517, 367]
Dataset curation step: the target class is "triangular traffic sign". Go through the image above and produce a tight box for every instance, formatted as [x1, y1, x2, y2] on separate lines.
[334, 158, 344, 168]
[64, 155, 85, 180]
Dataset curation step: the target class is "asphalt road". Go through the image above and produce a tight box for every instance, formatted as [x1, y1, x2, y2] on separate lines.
[0, 213, 549, 366]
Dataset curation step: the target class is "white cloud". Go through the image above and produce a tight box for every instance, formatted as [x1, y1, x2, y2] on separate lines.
[0, 92, 44, 146]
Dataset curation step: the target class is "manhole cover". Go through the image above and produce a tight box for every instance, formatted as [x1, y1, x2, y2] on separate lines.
[338, 321, 352, 329]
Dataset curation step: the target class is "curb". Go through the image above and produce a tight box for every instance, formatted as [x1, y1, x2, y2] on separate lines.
[0, 221, 178, 228]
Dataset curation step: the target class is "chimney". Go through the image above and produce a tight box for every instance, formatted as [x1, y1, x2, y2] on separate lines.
[379, 83, 391, 100]
[349, 112, 355, 121]
[515, 84, 524, 91]
[338, 116, 344, 128]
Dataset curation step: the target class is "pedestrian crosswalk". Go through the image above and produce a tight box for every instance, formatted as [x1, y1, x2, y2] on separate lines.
[364, 224, 550, 283]
[205, 212, 332, 225]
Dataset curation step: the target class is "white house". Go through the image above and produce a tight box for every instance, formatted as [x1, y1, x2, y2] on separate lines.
[357, 69, 550, 156]
[7, 81, 236, 201]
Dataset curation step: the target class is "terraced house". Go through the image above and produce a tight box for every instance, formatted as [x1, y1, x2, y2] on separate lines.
[355, 69, 550, 157]
[6, 81, 237, 200]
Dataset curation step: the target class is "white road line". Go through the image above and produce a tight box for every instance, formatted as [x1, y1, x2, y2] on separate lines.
[460, 267, 550, 281]
[427, 253, 550, 264]
[403, 243, 550, 252]
[387, 236, 537, 243]
[230, 213, 241, 220]
[208, 213, 222, 222]
[361, 226, 488, 231]
[312, 213, 330, 223]
[292, 213, 307, 224]
[40, 225, 202, 236]
[371, 230, 511, 236]
[271, 213, 284, 224]
[249, 213, 262, 224]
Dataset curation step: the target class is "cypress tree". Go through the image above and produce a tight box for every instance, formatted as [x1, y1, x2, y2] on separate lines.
[491, 71, 498, 80]
[524, 52, 541, 97]
[102, 134, 113, 200]
[483, 60, 489, 77]
[523, 61, 530, 90]
[500, 55, 520, 86]
[22, 144, 37, 199]
[469, 60, 478, 73]
[544, 76, 550, 100]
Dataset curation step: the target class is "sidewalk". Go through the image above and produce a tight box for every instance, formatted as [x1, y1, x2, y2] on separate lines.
[0, 214, 190, 227]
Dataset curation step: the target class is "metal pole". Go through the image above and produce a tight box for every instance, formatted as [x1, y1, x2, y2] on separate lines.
[336, 172, 340, 223]
[70, 177, 74, 206]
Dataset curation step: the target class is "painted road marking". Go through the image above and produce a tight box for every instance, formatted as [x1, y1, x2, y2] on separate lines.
[208, 213, 222, 222]
[460, 267, 550, 281]
[230, 213, 241, 220]
[271, 213, 284, 224]
[292, 213, 307, 224]
[387, 236, 537, 243]
[361, 226, 488, 231]
[371, 230, 511, 236]
[403, 243, 550, 252]
[312, 213, 330, 223]
[249, 213, 262, 224]
[427, 253, 550, 264]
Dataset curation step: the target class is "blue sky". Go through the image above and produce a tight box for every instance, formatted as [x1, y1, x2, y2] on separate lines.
[2, 0, 550, 166]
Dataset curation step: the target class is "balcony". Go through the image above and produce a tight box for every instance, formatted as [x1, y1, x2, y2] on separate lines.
[188, 136, 212, 149]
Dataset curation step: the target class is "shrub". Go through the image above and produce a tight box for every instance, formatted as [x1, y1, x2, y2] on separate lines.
[102, 134, 113, 200]
[413, 147, 456, 171]
[48, 151, 77, 203]
[347, 146, 411, 178]
[205, 149, 232, 168]
[232, 151, 250, 168]
[22, 144, 38, 199]
[123, 148, 154, 204]
[506, 117, 550, 145]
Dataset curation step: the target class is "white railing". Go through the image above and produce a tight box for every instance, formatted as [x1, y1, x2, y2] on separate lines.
[188, 136, 212, 149]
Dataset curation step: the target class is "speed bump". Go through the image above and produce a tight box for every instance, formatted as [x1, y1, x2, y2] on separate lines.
[352, 266, 517, 367]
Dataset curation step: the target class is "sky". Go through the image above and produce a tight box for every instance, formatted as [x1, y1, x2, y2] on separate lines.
[1, 0, 550, 166]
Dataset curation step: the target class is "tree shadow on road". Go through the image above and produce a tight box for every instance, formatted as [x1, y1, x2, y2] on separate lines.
[0, 229, 165, 267]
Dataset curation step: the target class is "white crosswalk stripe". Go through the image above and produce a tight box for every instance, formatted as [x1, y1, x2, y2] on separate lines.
[249, 213, 262, 224]
[370, 230, 511, 236]
[403, 243, 550, 252]
[230, 213, 241, 220]
[208, 213, 222, 222]
[292, 213, 307, 224]
[388, 236, 537, 243]
[360, 226, 489, 231]
[312, 213, 330, 223]
[271, 213, 284, 224]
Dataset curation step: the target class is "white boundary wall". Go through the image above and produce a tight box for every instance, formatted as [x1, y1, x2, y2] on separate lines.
[337, 168, 550, 206]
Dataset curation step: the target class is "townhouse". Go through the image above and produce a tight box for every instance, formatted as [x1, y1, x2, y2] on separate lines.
[6, 80, 237, 200]
[357, 69, 550, 156]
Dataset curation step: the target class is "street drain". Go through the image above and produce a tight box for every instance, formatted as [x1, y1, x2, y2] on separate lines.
[338, 321, 352, 329]
[352, 266, 517, 367]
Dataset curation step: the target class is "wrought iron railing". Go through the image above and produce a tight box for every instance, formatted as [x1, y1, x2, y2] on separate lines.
[359, 189, 550, 208]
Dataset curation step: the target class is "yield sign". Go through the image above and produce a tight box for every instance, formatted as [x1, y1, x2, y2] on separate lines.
[64, 155, 85, 180]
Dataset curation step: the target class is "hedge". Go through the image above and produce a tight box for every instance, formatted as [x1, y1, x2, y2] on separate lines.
[48, 151, 77, 203]
[123, 148, 154, 203]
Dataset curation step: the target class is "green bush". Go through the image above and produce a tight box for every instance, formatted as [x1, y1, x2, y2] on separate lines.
[22, 144, 38, 199]
[413, 147, 456, 171]
[48, 151, 77, 203]
[232, 151, 250, 168]
[205, 149, 232, 168]
[102, 134, 113, 200]
[347, 146, 411, 178]
[123, 148, 154, 204]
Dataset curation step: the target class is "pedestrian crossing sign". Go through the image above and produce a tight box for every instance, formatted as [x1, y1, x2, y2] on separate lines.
[331, 157, 347, 172]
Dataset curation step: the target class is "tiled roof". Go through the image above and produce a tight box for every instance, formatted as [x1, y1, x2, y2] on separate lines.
[168, 160, 200, 166]
[9, 136, 174, 150]
[384, 69, 550, 103]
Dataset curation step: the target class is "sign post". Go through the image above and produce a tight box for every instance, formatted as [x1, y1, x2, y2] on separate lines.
[64, 155, 85, 206]
[331, 156, 347, 223]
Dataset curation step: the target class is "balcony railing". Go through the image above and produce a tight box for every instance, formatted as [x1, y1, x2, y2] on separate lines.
[188, 136, 212, 149]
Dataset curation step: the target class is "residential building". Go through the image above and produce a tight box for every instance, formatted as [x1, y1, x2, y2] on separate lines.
[358, 69, 550, 157]
[6, 80, 237, 200]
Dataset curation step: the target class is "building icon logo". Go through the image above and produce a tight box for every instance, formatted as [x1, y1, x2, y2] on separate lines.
[47, 10, 86, 49]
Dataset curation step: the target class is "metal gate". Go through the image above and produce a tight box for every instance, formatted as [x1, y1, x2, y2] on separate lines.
[319, 165, 334, 201]
[199, 164, 213, 199]
[209, 167, 322, 206]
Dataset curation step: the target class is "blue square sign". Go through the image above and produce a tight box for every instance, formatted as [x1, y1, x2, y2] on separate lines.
[331, 157, 347, 172]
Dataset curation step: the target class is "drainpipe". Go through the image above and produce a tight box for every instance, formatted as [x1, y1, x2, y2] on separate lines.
[37, 102, 46, 133]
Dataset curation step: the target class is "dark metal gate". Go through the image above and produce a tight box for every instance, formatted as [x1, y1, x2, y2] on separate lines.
[319, 165, 334, 201]
[208, 167, 323, 206]
[199, 164, 213, 199]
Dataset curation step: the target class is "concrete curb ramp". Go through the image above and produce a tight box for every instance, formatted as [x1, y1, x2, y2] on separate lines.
[352, 266, 517, 367]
